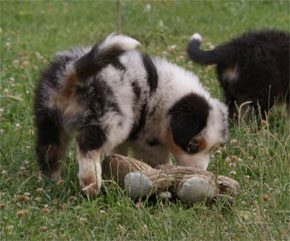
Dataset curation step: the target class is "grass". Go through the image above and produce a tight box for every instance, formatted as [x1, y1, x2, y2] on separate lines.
[0, 0, 289, 240]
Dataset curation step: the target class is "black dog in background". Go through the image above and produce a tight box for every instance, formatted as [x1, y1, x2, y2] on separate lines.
[187, 30, 290, 121]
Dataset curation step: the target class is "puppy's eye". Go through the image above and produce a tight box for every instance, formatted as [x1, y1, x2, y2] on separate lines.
[187, 143, 199, 154]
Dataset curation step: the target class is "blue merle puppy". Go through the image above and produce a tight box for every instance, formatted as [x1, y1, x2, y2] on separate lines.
[33, 34, 228, 196]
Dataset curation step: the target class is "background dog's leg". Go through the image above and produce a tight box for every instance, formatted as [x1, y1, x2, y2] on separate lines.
[76, 126, 106, 196]
[35, 112, 69, 180]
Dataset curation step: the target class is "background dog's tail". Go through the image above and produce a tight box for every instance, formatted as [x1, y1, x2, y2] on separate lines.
[75, 34, 140, 81]
[187, 33, 234, 65]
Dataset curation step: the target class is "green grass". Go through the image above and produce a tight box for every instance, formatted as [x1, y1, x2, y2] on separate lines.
[1, 0, 289, 240]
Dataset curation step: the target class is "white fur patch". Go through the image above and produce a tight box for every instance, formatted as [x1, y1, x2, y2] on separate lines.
[99, 33, 141, 52]
[206, 98, 229, 145]
[190, 33, 203, 42]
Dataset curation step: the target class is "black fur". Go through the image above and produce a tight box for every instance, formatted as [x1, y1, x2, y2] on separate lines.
[34, 108, 63, 174]
[76, 125, 107, 153]
[74, 45, 99, 81]
[168, 93, 210, 152]
[187, 38, 234, 65]
[111, 59, 126, 71]
[128, 103, 148, 140]
[75, 45, 125, 82]
[187, 30, 290, 120]
[131, 81, 141, 101]
[146, 137, 161, 147]
[142, 54, 158, 93]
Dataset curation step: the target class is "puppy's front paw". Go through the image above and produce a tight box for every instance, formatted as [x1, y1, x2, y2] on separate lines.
[79, 175, 101, 197]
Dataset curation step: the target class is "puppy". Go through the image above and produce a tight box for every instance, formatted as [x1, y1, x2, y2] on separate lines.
[34, 34, 228, 196]
[187, 30, 290, 121]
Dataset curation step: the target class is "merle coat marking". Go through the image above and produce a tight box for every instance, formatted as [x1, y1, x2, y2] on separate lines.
[34, 34, 228, 196]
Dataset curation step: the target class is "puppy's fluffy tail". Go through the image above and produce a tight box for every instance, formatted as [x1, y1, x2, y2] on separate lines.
[187, 33, 234, 65]
[75, 33, 140, 81]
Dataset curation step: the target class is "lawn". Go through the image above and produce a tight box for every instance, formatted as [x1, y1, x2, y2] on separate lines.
[0, 1, 289, 240]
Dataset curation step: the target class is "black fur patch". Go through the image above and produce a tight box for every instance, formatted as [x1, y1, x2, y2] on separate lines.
[146, 137, 161, 147]
[34, 106, 63, 174]
[142, 54, 158, 93]
[168, 93, 210, 151]
[76, 125, 107, 153]
[74, 45, 99, 82]
[131, 81, 141, 100]
[112, 59, 126, 71]
[75, 44, 125, 82]
[128, 103, 147, 140]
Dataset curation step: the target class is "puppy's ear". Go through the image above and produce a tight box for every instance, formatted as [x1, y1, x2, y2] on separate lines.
[169, 113, 204, 151]
[168, 94, 210, 151]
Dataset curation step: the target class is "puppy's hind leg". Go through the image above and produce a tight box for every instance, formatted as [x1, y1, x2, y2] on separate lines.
[35, 109, 69, 180]
[76, 125, 107, 197]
